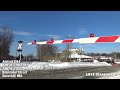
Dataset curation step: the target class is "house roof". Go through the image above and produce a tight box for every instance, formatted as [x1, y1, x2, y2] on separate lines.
[69, 54, 92, 59]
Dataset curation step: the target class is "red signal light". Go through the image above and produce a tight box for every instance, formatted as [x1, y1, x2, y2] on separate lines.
[34, 40, 36, 42]
[90, 33, 94, 37]
[32, 40, 37, 44]
[51, 38, 54, 41]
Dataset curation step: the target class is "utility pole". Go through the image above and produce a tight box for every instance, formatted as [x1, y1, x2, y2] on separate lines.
[79, 45, 83, 60]
[15, 50, 17, 60]
[65, 34, 74, 62]
[40, 45, 41, 61]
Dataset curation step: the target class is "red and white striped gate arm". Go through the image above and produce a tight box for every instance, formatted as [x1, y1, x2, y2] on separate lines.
[27, 35, 120, 45]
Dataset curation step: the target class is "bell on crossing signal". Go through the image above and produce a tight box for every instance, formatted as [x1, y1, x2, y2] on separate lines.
[90, 33, 94, 37]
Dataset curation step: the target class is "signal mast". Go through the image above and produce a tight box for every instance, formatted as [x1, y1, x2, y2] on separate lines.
[16, 40, 23, 60]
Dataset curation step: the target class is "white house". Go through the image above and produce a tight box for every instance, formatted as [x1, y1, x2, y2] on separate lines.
[68, 48, 93, 61]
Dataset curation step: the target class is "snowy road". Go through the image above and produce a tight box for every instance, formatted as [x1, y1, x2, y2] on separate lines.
[24, 65, 120, 79]
[0, 61, 120, 79]
[1, 65, 120, 79]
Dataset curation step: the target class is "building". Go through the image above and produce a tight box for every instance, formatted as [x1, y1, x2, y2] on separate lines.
[68, 48, 93, 62]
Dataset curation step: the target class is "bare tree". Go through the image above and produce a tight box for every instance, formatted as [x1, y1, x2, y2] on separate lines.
[36, 43, 58, 62]
[62, 49, 72, 62]
[0, 26, 14, 60]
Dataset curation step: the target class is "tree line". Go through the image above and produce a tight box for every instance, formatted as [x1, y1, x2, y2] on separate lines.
[87, 52, 120, 59]
[0, 26, 14, 61]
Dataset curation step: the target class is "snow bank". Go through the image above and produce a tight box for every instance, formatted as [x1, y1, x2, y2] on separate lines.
[116, 62, 120, 64]
[93, 60, 99, 63]
[49, 62, 69, 67]
[0, 61, 112, 71]
[69, 62, 111, 67]
[26, 62, 54, 70]
[26, 61, 111, 71]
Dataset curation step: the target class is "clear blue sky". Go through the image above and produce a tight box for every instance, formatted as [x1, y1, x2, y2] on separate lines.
[0, 11, 120, 56]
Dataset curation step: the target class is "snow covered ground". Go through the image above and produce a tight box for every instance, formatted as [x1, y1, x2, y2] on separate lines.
[27, 61, 112, 71]
[116, 62, 120, 64]
[0, 60, 111, 71]
[98, 70, 120, 79]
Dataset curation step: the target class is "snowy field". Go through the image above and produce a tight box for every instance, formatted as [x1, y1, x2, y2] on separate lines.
[0, 60, 111, 71]
[26, 60, 112, 71]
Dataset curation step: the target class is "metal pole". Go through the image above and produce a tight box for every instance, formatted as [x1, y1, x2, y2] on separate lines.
[69, 43, 71, 62]
[20, 52, 21, 60]
[65, 34, 74, 62]
[66, 43, 70, 61]
[15, 45, 18, 60]
[40, 45, 41, 61]
[79, 45, 82, 61]
[26, 55, 27, 61]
